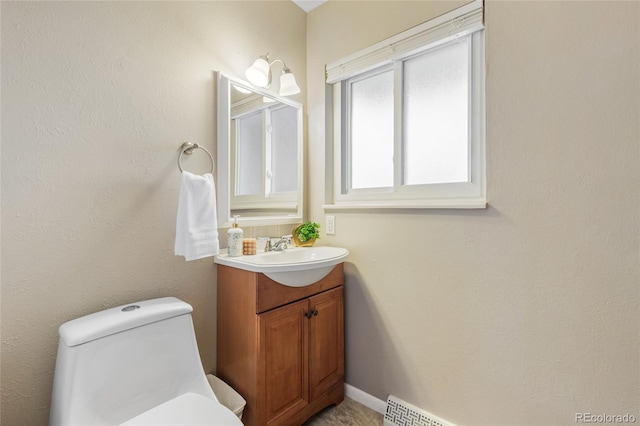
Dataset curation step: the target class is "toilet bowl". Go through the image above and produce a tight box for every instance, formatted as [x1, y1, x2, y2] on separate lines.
[49, 297, 242, 426]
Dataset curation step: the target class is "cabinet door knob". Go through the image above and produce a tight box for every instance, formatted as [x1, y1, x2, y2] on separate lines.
[305, 312, 313, 319]
[312, 309, 318, 316]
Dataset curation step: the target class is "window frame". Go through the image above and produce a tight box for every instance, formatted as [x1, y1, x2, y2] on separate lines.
[343, 63, 396, 193]
[324, 0, 486, 210]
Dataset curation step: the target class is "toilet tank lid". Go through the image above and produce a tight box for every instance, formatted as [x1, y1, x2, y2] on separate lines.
[59, 297, 193, 347]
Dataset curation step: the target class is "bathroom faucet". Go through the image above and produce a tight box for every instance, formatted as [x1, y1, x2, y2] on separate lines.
[268, 235, 292, 251]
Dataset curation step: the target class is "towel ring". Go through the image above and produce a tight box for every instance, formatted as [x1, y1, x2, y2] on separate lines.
[178, 142, 215, 174]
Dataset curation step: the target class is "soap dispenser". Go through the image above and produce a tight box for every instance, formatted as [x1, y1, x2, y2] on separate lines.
[227, 215, 243, 257]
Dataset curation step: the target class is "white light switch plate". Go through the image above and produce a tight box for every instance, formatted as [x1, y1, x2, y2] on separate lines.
[326, 215, 335, 235]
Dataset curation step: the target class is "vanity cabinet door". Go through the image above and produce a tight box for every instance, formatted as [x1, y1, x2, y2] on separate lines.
[259, 299, 309, 425]
[308, 286, 344, 402]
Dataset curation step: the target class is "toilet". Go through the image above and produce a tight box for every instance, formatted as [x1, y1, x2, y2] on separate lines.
[49, 297, 242, 425]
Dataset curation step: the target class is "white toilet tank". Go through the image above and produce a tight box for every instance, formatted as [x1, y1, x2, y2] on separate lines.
[49, 297, 222, 426]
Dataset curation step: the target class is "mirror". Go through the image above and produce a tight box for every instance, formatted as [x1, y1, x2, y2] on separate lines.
[216, 71, 303, 227]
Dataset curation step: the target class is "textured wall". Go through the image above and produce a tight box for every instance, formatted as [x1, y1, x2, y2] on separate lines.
[0, 2, 305, 424]
[3, 2, 639, 426]
[307, 1, 639, 425]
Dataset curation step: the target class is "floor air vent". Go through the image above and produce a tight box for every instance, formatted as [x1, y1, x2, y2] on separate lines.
[384, 395, 455, 426]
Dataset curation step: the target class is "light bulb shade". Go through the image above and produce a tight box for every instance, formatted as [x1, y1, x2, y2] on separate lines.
[245, 57, 270, 88]
[279, 71, 300, 96]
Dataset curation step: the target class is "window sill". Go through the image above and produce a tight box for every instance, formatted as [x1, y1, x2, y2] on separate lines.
[322, 198, 487, 210]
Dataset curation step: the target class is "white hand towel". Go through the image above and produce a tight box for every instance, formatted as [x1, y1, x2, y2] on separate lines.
[175, 171, 219, 261]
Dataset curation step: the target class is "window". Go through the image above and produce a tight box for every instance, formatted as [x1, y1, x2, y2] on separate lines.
[231, 102, 299, 210]
[326, 0, 486, 209]
[236, 111, 264, 196]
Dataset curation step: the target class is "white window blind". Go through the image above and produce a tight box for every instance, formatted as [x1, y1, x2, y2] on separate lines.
[326, 0, 483, 84]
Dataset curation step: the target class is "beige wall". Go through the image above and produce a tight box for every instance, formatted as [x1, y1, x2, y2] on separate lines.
[2, 1, 639, 426]
[0, 2, 305, 424]
[307, 1, 639, 425]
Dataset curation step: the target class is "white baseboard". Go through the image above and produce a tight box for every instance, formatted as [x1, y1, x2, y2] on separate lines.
[344, 383, 387, 415]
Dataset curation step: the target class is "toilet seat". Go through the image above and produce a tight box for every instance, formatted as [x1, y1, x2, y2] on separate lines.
[120, 392, 242, 425]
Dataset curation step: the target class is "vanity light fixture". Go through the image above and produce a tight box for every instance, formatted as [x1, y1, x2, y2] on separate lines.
[245, 54, 301, 96]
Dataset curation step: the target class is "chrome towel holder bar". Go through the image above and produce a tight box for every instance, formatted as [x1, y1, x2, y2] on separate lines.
[178, 142, 215, 174]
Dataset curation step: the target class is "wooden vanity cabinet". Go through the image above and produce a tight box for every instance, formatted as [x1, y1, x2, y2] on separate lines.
[217, 263, 345, 426]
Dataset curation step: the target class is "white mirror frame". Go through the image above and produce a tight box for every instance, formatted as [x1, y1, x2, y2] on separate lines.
[216, 71, 304, 228]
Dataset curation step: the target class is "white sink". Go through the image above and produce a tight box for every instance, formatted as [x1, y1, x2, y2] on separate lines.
[214, 246, 348, 287]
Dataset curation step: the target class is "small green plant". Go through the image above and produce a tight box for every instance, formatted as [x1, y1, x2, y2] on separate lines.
[296, 221, 321, 242]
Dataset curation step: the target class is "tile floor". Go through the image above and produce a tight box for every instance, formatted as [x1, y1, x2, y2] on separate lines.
[303, 397, 384, 425]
